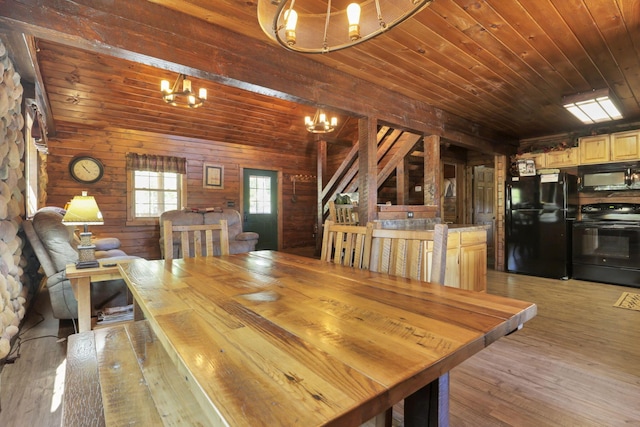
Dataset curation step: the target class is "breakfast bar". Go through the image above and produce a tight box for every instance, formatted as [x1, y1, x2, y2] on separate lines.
[89, 251, 537, 426]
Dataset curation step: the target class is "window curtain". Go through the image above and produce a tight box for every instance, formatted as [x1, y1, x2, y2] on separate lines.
[126, 153, 186, 174]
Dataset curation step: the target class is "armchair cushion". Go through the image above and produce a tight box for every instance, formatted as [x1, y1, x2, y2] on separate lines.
[93, 237, 121, 251]
[236, 231, 259, 241]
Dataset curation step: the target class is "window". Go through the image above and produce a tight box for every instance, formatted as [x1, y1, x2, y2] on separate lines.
[126, 153, 187, 225]
[133, 170, 181, 217]
[249, 175, 272, 214]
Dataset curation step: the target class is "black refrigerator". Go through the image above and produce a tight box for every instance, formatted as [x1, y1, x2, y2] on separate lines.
[505, 172, 577, 279]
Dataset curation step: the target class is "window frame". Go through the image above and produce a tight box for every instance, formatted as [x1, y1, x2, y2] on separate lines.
[126, 169, 186, 226]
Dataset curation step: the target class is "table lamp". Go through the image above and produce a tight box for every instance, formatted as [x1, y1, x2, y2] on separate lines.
[62, 191, 104, 269]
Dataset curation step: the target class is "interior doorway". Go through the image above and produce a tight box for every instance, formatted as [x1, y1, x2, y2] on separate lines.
[473, 165, 495, 267]
[442, 162, 458, 223]
[242, 168, 279, 250]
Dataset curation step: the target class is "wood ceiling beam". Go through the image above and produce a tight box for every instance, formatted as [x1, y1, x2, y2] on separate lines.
[0, 0, 517, 154]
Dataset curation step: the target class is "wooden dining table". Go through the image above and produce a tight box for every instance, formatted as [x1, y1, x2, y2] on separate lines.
[118, 251, 536, 427]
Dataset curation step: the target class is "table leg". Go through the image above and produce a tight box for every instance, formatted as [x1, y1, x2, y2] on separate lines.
[404, 373, 450, 427]
[74, 277, 92, 333]
[133, 299, 145, 321]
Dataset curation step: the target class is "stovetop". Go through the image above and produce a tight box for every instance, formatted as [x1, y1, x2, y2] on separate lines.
[580, 203, 640, 222]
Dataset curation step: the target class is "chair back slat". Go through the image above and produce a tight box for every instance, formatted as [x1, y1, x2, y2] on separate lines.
[430, 224, 448, 285]
[163, 220, 230, 261]
[321, 220, 373, 269]
[370, 224, 449, 284]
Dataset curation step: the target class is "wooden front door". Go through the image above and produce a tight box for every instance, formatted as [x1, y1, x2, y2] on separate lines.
[473, 165, 495, 267]
[243, 168, 278, 250]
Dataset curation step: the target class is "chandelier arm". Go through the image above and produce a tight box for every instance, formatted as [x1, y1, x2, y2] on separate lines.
[171, 74, 183, 93]
[323, 0, 331, 52]
[375, 0, 385, 29]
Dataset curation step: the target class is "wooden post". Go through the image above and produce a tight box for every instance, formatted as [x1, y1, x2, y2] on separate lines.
[397, 157, 407, 204]
[359, 117, 378, 223]
[316, 139, 327, 253]
[423, 135, 441, 212]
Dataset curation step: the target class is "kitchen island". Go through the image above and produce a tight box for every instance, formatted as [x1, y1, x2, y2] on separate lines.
[374, 219, 489, 292]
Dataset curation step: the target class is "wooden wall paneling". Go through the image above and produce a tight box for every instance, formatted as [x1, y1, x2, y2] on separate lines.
[46, 124, 317, 259]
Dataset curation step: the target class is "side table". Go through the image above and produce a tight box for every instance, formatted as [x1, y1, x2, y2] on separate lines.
[65, 262, 125, 333]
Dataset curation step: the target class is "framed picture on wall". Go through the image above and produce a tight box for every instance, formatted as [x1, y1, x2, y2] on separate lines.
[203, 164, 224, 189]
[517, 159, 536, 177]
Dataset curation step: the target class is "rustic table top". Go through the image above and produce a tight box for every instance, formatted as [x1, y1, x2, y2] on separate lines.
[118, 251, 536, 426]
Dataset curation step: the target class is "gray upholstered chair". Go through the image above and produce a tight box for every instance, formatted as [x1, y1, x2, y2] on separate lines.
[159, 209, 258, 258]
[23, 207, 138, 319]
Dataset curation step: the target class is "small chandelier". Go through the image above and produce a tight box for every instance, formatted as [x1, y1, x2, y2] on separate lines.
[160, 74, 207, 108]
[305, 109, 338, 133]
[257, 0, 434, 54]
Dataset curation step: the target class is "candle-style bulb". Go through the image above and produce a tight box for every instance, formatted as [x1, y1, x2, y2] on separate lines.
[347, 3, 361, 40]
[284, 9, 298, 46]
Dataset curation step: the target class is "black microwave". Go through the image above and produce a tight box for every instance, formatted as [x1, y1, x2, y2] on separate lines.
[578, 162, 640, 192]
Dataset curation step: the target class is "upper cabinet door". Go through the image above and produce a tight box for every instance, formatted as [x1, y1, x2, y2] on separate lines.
[517, 152, 546, 169]
[611, 130, 640, 161]
[545, 147, 579, 168]
[579, 135, 610, 164]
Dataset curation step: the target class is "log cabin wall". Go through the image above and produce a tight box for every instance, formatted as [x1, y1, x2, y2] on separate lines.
[45, 124, 317, 259]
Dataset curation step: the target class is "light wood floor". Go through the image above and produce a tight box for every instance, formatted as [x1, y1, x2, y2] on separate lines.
[1, 270, 639, 426]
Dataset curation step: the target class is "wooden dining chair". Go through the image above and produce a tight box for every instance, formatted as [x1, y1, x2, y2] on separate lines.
[322, 219, 390, 427]
[369, 223, 449, 427]
[369, 223, 449, 284]
[328, 200, 359, 225]
[162, 219, 230, 261]
[320, 220, 373, 268]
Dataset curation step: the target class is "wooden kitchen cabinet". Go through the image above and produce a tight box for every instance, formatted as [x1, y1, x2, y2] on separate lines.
[610, 130, 640, 161]
[579, 135, 610, 164]
[545, 147, 579, 168]
[458, 230, 487, 292]
[517, 152, 546, 169]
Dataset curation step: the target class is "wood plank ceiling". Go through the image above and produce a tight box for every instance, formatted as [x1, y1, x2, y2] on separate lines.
[4, 0, 640, 153]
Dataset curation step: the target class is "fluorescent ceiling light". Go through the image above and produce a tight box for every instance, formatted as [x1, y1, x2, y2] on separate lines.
[563, 88, 623, 124]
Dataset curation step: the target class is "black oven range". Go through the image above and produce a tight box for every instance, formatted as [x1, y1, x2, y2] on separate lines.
[573, 203, 640, 288]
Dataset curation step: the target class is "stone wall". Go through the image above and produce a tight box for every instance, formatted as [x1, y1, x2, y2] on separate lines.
[0, 40, 32, 359]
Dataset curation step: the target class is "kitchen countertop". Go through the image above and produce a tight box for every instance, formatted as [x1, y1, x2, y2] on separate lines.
[374, 218, 489, 232]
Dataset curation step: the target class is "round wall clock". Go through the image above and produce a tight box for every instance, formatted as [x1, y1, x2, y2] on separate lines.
[69, 156, 104, 184]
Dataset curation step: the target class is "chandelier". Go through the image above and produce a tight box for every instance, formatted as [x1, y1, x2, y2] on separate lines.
[160, 74, 207, 108]
[305, 109, 338, 133]
[257, 0, 434, 54]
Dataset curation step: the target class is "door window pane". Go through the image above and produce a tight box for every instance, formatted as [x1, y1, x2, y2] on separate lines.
[249, 175, 271, 214]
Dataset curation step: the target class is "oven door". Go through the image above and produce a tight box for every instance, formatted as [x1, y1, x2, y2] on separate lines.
[572, 221, 640, 269]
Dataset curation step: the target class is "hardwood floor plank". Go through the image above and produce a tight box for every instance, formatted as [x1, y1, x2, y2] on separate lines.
[0, 288, 72, 427]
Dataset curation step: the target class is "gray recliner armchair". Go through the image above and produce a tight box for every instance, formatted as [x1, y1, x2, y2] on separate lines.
[23, 207, 138, 319]
[159, 208, 259, 258]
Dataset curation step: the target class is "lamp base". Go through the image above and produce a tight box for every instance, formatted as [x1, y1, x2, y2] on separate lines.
[75, 260, 100, 269]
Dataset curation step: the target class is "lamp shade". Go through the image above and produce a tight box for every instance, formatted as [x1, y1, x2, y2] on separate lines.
[62, 192, 104, 226]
